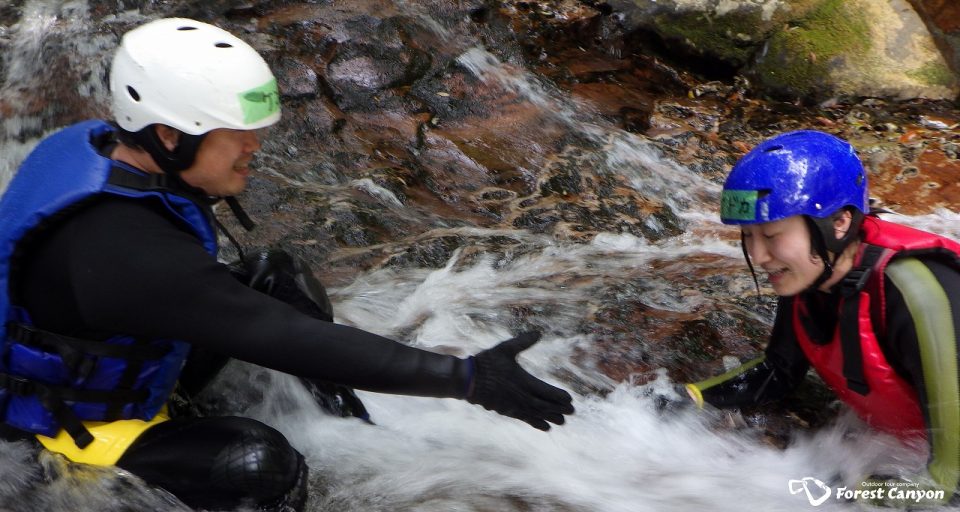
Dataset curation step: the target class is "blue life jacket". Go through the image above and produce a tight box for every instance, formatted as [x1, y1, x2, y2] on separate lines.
[0, 120, 218, 447]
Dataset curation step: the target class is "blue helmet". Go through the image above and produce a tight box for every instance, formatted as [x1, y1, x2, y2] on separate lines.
[720, 130, 868, 225]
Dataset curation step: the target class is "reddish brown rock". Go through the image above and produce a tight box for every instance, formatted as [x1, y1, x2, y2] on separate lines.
[908, 0, 960, 80]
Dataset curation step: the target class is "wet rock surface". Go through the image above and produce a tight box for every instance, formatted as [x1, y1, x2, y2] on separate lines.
[908, 0, 960, 76]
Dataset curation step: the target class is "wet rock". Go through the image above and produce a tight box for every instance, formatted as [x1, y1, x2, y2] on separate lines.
[512, 207, 562, 234]
[907, 0, 960, 80]
[414, 130, 497, 215]
[477, 187, 516, 201]
[605, 0, 960, 101]
[409, 63, 500, 124]
[276, 56, 318, 99]
[258, 16, 339, 60]
[385, 234, 466, 268]
[89, 0, 254, 19]
[318, 204, 370, 247]
[0, 2, 22, 28]
[607, 0, 825, 68]
[539, 161, 583, 197]
[637, 204, 684, 241]
[302, 99, 340, 137]
[749, 0, 958, 101]
[324, 19, 433, 111]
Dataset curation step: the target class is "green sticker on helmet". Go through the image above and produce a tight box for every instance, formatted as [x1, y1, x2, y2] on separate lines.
[238, 78, 280, 124]
[721, 189, 758, 221]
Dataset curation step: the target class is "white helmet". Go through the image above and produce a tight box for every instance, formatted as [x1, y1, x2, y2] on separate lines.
[110, 17, 281, 135]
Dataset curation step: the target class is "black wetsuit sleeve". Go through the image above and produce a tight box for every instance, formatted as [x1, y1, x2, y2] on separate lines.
[21, 198, 470, 398]
[694, 297, 810, 408]
[880, 256, 960, 492]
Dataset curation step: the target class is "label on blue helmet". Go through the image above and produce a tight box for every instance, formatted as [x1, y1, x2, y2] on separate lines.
[238, 78, 280, 124]
[721, 189, 758, 221]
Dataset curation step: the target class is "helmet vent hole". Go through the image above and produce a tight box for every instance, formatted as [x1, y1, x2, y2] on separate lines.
[177, 26, 198, 31]
[757, 189, 771, 199]
[215, 42, 233, 48]
[763, 145, 784, 153]
[126, 86, 141, 102]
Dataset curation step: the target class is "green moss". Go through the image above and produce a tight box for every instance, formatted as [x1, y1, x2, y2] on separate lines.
[653, 10, 764, 66]
[648, 0, 825, 67]
[754, 0, 872, 96]
[907, 61, 957, 87]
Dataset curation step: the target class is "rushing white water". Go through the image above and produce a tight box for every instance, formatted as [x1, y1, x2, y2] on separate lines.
[2, 2, 960, 511]
[229, 238, 935, 512]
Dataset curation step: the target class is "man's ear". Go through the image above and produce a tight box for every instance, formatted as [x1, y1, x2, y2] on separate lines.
[833, 209, 853, 240]
[154, 125, 180, 152]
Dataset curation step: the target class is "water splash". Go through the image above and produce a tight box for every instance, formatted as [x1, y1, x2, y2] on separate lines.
[236, 340, 914, 512]
[305, 229, 956, 511]
[0, 0, 122, 192]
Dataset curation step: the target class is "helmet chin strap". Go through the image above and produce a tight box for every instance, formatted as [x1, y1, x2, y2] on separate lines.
[805, 222, 836, 292]
[740, 232, 763, 304]
[126, 124, 257, 232]
[804, 211, 864, 292]
[133, 124, 206, 175]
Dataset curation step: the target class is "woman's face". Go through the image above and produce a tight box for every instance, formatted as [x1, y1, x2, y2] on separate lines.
[740, 215, 825, 296]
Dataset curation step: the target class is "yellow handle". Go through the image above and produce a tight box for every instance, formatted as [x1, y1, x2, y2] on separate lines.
[684, 383, 704, 409]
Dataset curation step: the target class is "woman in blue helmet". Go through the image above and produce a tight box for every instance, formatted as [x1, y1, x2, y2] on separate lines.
[685, 130, 960, 505]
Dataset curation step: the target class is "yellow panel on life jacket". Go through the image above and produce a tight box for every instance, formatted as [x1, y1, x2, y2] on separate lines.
[35, 408, 169, 466]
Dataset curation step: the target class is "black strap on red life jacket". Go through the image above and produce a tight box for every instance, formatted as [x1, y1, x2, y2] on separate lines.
[837, 244, 887, 396]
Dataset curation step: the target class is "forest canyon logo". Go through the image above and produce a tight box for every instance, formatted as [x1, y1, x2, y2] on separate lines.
[787, 476, 945, 507]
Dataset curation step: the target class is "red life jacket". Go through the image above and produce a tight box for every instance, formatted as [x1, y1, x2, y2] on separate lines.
[793, 216, 960, 439]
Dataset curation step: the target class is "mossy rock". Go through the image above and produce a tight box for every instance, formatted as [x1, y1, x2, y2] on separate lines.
[614, 0, 826, 67]
[651, 1, 821, 67]
[906, 60, 957, 87]
[751, 0, 870, 97]
[750, 0, 959, 100]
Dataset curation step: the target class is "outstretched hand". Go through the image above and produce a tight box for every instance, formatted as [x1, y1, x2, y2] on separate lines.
[466, 331, 574, 431]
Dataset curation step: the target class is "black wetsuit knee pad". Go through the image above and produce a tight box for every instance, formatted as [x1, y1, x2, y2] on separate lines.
[117, 416, 305, 510]
[209, 419, 301, 502]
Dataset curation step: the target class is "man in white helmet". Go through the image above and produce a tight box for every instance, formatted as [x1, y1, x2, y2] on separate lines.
[0, 18, 573, 511]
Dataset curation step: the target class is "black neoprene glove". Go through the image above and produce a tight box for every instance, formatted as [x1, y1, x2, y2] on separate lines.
[236, 249, 334, 322]
[466, 331, 574, 431]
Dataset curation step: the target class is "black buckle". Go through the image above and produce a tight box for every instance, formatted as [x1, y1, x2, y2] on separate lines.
[7, 323, 95, 381]
[6, 322, 37, 345]
[1, 375, 36, 396]
[847, 377, 870, 396]
[840, 267, 872, 297]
